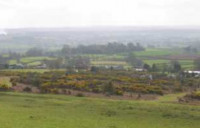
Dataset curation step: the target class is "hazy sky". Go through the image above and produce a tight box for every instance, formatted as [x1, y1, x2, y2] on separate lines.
[0, 0, 200, 28]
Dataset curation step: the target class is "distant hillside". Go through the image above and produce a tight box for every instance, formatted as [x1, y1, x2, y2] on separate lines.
[0, 26, 200, 52]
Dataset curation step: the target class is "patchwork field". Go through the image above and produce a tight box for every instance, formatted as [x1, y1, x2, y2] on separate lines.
[89, 48, 195, 69]
[0, 92, 199, 128]
[5, 48, 197, 70]
[9, 56, 56, 66]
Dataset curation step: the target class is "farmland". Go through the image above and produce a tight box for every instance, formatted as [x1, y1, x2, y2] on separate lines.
[134, 48, 181, 57]
[0, 92, 199, 128]
[0, 43, 199, 128]
[0, 28, 200, 128]
[2, 47, 197, 71]
[88, 48, 195, 69]
[8, 56, 56, 66]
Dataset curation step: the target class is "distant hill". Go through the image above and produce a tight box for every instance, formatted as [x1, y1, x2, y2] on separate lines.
[0, 26, 200, 52]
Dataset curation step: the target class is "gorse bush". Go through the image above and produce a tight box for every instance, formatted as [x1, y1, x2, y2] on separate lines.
[4, 70, 199, 95]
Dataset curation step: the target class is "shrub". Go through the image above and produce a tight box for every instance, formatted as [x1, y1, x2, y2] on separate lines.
[23, 87, 32, 92]
[49, 88, 59, 94]
[115, 89, 123, 95]
[76, 93, 84, 97]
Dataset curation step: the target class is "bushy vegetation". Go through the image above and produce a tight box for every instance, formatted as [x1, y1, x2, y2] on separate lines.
[0, 77, 12, 90]
[2, 69, 199, 96]
[184, 91, 200, 100]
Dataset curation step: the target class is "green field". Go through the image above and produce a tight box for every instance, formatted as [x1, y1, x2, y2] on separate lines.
[143, 59, 194, 69]
[134, 48, 181, 57]
[83, 54, 124, 61]
[0, 92, 199, 128]
[9, 56, 56, 66]
[1, 69, 66, 73]
[20, 56, 56, 63]
[4, 48, 196, 70]
[91, 61, 127, 66]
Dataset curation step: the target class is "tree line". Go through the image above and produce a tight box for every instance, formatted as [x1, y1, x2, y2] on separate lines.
[61, 42, 145, 55]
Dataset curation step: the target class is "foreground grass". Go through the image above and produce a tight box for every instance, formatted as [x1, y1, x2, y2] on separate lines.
[0, 92, 199, 128]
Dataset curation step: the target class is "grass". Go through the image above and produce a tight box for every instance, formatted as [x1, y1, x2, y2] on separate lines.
[9, 60, 17, 65]
[91, 61, 127, 66]
[1, 69, 65, 73]
[27, 61, 42, 66]
[20, 56, 55, 63]
[143, 59, 170, 66]
[143, 59, 194, 69]
[179, 60, 194, 69]
[134, 48, 180, 57]
[0, 92, 199, 128]
[8, 56, 56, 66]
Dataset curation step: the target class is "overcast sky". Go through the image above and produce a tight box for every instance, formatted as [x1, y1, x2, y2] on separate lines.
[0, 0, 200, 28]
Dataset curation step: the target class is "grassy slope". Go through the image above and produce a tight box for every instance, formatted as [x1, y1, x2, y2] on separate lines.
[0, 92, 199, 128]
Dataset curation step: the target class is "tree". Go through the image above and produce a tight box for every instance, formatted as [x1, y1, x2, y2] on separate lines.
[66, 56, 90, 70]
[90, 66, 99, 73]
[104, 81, 115, 95]
[170, 60, 182, 73]
[162, 63, 170, 74]
[44, 58, 64, 69]
[184, 46, 198, 54]
[151, 63, 158, 72]
[61, 42, 145, 55]
[143, 63, 151, 71]
[26, 48, 44, 57]
[61, 44, 72, 56]
[125, 53, 143, 67]
[194, 58, 200, 70]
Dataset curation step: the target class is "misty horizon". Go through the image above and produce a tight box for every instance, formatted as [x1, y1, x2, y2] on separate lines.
[1, 0, 200, 28]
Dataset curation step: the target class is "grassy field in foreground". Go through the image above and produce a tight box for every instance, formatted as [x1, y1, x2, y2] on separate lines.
[0, 92, 199, 128]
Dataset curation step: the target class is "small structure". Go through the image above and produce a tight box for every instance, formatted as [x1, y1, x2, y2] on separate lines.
[103, 65, 124, 70]
[36, 64, 47, 69]
[184, 70, 200, 77]
[9, 64, 24, 69]
[134, 67, 146, 72]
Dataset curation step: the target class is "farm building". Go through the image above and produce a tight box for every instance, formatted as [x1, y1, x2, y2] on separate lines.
[184, 70, 200, 77]
[134, 67, 147, 72]
[8, 64, 24, 69]
[36, 64, 47, 69]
